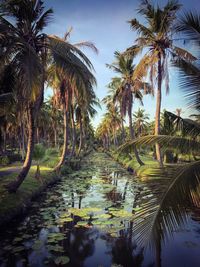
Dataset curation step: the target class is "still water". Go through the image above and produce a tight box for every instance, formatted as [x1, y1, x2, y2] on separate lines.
[0, 152, 200, 267]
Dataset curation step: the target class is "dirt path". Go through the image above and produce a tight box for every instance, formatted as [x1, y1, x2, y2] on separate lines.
[0, 167, 21, 177]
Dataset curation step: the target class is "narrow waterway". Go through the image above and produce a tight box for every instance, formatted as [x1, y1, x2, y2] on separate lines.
[0, 152, 200, 267]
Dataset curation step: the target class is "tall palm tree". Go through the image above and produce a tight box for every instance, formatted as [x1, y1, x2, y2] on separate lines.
[126, 0, 196, 166]
[76, 96, 99, 155]
[48, 28, 97, 170]
[118, 10, 200, 254]
[0, 0, 96, 192]
[133, 108, 149, 137]
[107, 52, 151, 165]
[103, 77, 126, 141]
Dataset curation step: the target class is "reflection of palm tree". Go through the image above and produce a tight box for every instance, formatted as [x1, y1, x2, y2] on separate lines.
[110, 235, 144, 267]
[66, 228, 96, 267]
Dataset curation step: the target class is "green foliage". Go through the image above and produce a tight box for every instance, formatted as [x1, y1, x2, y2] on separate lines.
[54, 256, 70, 265]
[0, 156, 10, 166]
[60, 165, 72, 175]
[33, 144, 45, 161]
[42, 156, 59, 168]
[45, 147, 59, 157]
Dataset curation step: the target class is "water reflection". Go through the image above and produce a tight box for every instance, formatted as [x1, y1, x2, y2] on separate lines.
[0, 152, 200, 267]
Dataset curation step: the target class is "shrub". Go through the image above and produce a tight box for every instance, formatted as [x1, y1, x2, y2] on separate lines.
[60, 165, 72, 175]
[0, 156, 10, 166]
[33, 144, 46, 162]
[45, 147, 59, 157]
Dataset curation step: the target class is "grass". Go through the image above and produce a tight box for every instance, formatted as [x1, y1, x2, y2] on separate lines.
[0, 163, 59, 225]
[109, 149, 170, 178]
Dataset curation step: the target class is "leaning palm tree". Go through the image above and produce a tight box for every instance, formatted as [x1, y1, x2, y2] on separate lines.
[126, 0, 196, 166]
[0, 0, 96, 192]
[106, 52, 152, 165]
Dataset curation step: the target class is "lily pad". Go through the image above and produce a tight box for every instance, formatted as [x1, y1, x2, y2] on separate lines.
[54, 256, 70, 265]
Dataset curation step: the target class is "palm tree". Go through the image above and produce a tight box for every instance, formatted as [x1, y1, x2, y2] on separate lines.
[133, 108, 149, 137]
[103, 77, 126, 142]
[117, 10, 200, 254]
[126, 0, 196, 166]
[107, 52, 152, 165]
[48, 28, 97, 170]
[76, 96, 99, 155]
[0, 0, 96, 192]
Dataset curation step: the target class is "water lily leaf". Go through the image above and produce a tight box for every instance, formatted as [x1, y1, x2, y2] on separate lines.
[110, 210, 132, 218]
[48, 233, 65, 241]
[48, 244, 64, 252]
[13, 237, 23, 242]
[54, 256, 70, 265]
[132, 207, 142, 212]
[98, 213, 111, 219]
[3, 245, 13, 251]
[12, 246, 25, 253]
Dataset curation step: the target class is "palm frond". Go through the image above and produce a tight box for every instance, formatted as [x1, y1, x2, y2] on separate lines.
[133, 160, 200, 249]
[172, 57, 200, 110]
[48, 35, 94, 70]
[172, 46, 197, 61]
[129, 18, 154, 38]
[164, 111, 200, 137]
[74, 41, 99, 54]
[119, 135, 200, 155]
[176, 11, 200, 43]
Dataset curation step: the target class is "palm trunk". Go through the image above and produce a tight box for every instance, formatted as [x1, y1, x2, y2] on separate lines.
[77, 119, 83, 156]
[36, 127, 39, 144]
[54, 127, 57, 148]
[121, 119, 126, 143]
[5, 107, 35, 192]
[21, 122, 26, 160]
[70, 111, 76, 157]
[128, 102, 144, 166]
[3, 124, 6, 152]
[155, 52, 163, 167]
[54, 102, 69, 171]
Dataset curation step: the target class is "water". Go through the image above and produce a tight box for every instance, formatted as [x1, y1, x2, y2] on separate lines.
[0, 152, 200, 267]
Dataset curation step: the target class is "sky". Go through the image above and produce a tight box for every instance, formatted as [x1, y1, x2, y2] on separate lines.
[44, 0, 200, 127]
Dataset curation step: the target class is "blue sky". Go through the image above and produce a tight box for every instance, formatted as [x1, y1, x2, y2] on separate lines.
[45, 0, 200, 127]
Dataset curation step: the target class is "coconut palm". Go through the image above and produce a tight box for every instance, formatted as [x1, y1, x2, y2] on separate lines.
[0, 0, 96, 192]
[126, 0, 196, 166]
[106, 52, 152, 165]
[117, 9, 200, 253]
[47, 28, 97, 170]
[133, 108, 150, 137]
[103, 77, 126, 141]
[76, 96, 99, 155]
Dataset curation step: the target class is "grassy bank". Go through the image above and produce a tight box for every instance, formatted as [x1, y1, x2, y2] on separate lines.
[0, 147, 93, 227]
[0, 145, 77, 227]
[108, 149, 165, 178]
[0, 164, 62, 226]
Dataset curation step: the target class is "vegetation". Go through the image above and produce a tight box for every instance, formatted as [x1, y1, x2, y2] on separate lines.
[0, 0, 98, 192]
[0, 0, 200, 266]
[95, 0, 200, 254]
